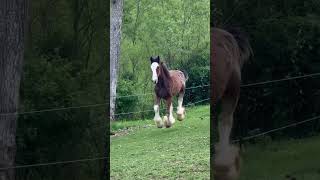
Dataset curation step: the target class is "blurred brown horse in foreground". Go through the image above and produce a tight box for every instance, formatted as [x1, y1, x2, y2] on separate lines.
[212, 27, 253, 180]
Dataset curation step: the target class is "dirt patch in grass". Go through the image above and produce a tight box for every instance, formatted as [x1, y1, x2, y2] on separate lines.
[111, 124, 154, 137]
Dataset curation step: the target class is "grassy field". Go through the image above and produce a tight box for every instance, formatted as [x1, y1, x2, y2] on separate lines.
[239, 135, 320, 180]
[110, 105, 210, 180]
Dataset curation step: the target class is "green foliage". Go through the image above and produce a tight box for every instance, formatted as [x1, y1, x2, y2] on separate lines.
[117, 0, 210, 120]
[213, 0, 320, 140]
[17, 0, 108, 179]
[177, 49, 210, 103]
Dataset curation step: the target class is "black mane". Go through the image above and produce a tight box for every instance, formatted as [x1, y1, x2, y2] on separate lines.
[225, 27, 254, 67]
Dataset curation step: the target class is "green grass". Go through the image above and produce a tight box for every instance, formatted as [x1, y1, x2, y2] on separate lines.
[111, 119, 149, 131]
[239, 135, 320, 180]
[110, 105, 210, 180]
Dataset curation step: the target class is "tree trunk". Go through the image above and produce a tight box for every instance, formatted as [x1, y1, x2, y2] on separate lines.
[0, 0, 27, 180]
[110, 0, 123, 121]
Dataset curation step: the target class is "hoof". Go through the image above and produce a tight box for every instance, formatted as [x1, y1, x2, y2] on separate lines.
[154, 117, 163, 128]
[214, 144, 241, 180]
[177, 108, 185, 121]
[170, 117, 176, 124]
[163, 116, 172, 128]
[177, 113, 185, 121]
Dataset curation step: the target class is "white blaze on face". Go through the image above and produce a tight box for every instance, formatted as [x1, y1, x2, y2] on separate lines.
[150, 62, 159, 83]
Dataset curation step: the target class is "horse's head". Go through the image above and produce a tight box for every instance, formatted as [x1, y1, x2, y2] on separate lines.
[150, 56, 160, 84]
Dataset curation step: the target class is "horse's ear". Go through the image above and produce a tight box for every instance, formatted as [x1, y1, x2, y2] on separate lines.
[156, 56, 160, 63]
[150, 57, 153, 63]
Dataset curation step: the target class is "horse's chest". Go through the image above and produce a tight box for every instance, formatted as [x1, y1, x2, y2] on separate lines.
[155, 86, 171, 99]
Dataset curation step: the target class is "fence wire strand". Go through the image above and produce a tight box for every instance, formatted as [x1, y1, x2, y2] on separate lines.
[0, 156, 108, 170]
[241, 72, 320, 87]
[0, 103, 108, 117]
[115, 98, 210, 116]
[113, 84, 209, 99]
[233, 115, 320, 143]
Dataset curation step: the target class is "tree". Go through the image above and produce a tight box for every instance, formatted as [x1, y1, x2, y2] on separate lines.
[110, 0, 123, 121]
[0, 0, 27, 179]
[114, 0, 210, 120]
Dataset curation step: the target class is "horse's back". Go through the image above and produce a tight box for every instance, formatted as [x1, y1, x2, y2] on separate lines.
[169, 70, 187, 93]
[211, 28, 242, 101]
[170, 70, 186, 80]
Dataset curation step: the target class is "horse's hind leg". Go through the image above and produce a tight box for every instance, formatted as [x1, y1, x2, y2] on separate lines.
[177, 92, 185, 121]
[163, 97, 175, 128]
[153, 96, 163, 128]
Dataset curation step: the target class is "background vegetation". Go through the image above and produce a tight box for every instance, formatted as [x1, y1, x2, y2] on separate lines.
[213, 0, 320, 141]
[16, 0, 108, 179]
[116, 0, 210, 120]
[212, 0, 320, 179]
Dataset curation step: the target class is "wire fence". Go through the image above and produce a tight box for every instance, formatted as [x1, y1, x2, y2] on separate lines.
[2, 72, 319, 117]
[212, 72, 320, 155]
[114, 98, 210, 116]
[233, 114, 320, 143]
[113, 72, 320, 117]
[0, 98, 210, 171]
[229, 72, 320, 142]
[1, 72, 320, 170]
[113, 84, 209, 99]
[0, 84, 209, 117]
[8, 103, 317, 170]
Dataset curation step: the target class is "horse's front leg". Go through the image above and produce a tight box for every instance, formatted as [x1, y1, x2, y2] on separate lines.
[177, 92, 186, 121]
[153, 96, 163, 128]
[163, 97, 175, 128]
[214, 91, 241, 180]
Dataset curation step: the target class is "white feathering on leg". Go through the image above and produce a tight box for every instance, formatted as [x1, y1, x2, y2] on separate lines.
[163, 115, 169, 127]
[177, 94, 185, 121]
[169, 103, 175, 124]
[214, 144, 240, 180]
[177, 95, 183, 114]
[153, 105, 163, 128]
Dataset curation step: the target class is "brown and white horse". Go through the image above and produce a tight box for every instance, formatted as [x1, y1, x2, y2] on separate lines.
[212, 27, 253, 180]
[150, 56, 188, 128]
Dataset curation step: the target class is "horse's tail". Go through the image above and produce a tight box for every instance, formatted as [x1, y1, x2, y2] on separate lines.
[181, 70, 189, 82]
[225, 27, 254, 64]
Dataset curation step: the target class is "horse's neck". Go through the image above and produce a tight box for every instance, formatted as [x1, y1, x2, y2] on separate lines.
[157, 66, 172, 94]
[160, 63, 171, 77]
[155, 75, 171, 98]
